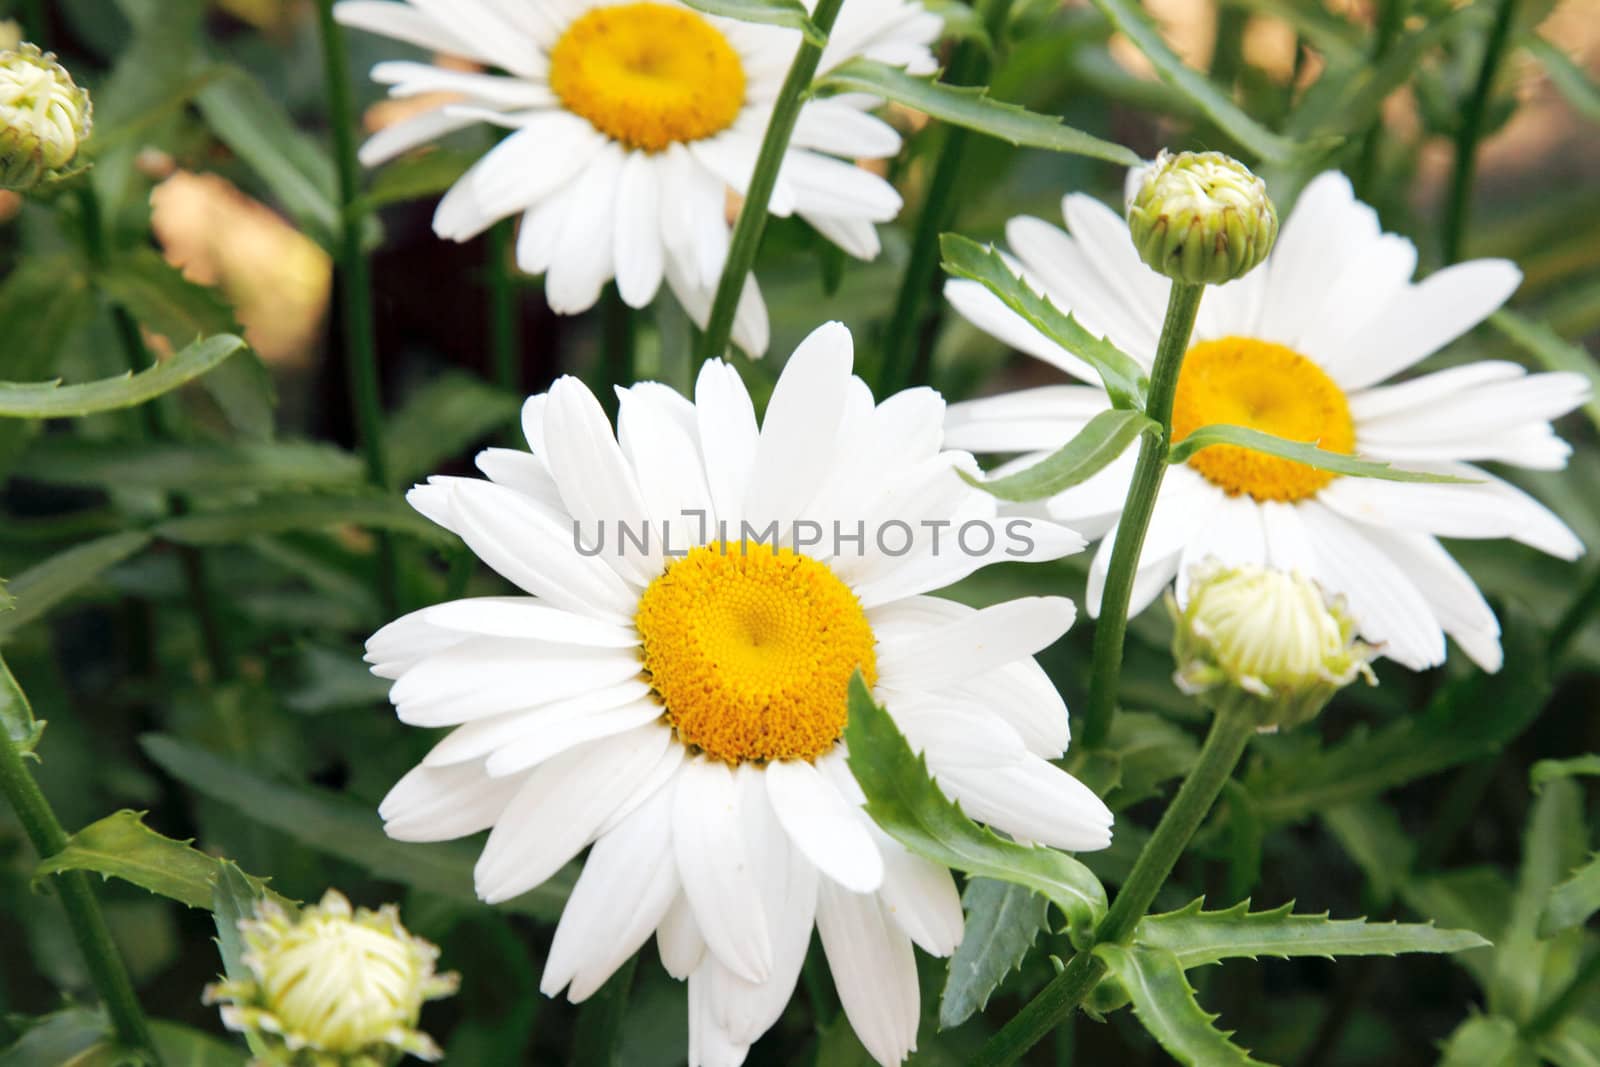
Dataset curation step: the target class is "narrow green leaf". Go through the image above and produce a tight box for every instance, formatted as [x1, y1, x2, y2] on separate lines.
[1085, 0, 1309, 164]
[211, 863, 276, 1060]
[1490, 309, 1600, 435]
[141, 734, 573, 921]
[155, 493, 454, 548]
[1539, 1017, 1600, 1067]
[1167, 424, 1471, 483]
[842, 675, 1107, 938]
[1532, 755, 1600, 788]
[35, 810, 277, 910]
[196, 68, 342, 248]
[0, 1010, 113, 1067]
[0, 654, 43, 757]
[1540, 853, 1600, 937]
[0, 532, 155, 644]
[1093, 944, 1271, 1067]
[679, 0, 823, 43]
[963, 409, 1158, 502]
[939, 879, 1049, 1029]
[0, 335, 249, 420]
[940, 234, 1148, 409]
[384, 371, 524, 488]
[17, 439, 363, 493]
[1493, 778, 1589, 1021]
[1524, 36, 1600, 124]
[151, 1021, 251, 1067]
[359, 148, 477, 212]
[1136, 898, 1488, 970]
[816, 59, 1140, 165]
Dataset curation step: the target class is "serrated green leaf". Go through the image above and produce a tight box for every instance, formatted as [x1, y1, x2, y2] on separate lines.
[816, 59, 1139, 165]
[1094, 944, 1272, 1066]
[0, 532, 155, 644]
[93, 248, 276, 440]
[16, 439, 362, 493]
[154, 493, 454, 547]
[1084, 0, 1310, 164]
[1524, 36, 1600, 124]
[384, 371, 524, 487]
[962, 409, 1158, 502]
[842, 676, 1107, 939]
[35, 810, 277, 911]
[940, 235, 1147, 409]
[680, 0, 823, 43]
[939, 878, 1049, 1029]
[141, 734, 573, 921]
[1399, 867, 1509, 992]
[1540, 853, 1600, 938]
[0, 335, 250, 420]
[1167, 424, 1470, 483]
[1532, 755, 1600, 787]
[1136, 898, 1488, 969]
[0, 654, 44, 757]
[1490, 310, 1600, 435]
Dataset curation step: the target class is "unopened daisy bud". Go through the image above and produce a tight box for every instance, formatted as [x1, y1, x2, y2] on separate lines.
[1169, 562, 1374, 731]
[203, 889, 458, 1066]
[0, 43, 92, 192]
[1126, 150, 1277, 286]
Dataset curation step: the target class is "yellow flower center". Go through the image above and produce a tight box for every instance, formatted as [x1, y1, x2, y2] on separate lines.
[635, 543, 877, 764]
[549, 2, 746, 153]
[1171, 336, 1356, 503]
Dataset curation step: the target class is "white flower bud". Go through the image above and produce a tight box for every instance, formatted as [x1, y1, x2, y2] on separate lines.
[1169, 561, 1374, 730]
[0, 43, 92, 191]
[1126, 150, 1277, 286]
[204, 889, 458, 1066]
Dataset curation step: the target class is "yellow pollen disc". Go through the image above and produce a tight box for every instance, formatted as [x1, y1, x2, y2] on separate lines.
[1171, 336, 1356, 503]
[635, 543, 877, 765]
[549, 2, 745, 152]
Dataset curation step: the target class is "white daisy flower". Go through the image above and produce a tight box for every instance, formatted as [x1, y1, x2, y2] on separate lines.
[945, 171, 1590, 673]
[334, 0, 942, 356]
[367, 321, 1111, 1066]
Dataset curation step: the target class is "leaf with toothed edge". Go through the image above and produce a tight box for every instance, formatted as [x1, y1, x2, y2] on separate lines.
[1167, 424, 1474, 483]
[842, 674, 1107, 941]
[961, 408, 1159, 503]
[939, 878, 1050, 1029]
[1094, 943, 1272, 1067]
[1135, 898, 1490, 970]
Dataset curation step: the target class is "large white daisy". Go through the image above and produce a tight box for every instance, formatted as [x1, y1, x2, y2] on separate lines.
[334, 0, 941, 356]
[945, 171, 1590, 672]
[366, 322, 1111, 1065]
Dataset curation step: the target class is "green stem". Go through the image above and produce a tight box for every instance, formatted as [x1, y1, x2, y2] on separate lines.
[974, 708, 1258, 1066]
[1081, 282, 1205, 749]
[1442, 0, 1519, 264]
[694, 0, 848, 364]
[316, 0, 399, 615]
[75, 188, 234, 682]
[0, 659, 158, 1063]
[877, 0, 1014, 393]
[487, 219, 522, 397]
[1353, 0, 1406, 199]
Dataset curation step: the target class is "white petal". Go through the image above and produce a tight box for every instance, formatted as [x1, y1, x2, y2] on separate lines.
[420, 597, 638, 647]
[742, 322, 854, 527]
[816, 879, 921, 1067]
[484, 701, 664, 777]
[380, 761, 520, 842]
[614, 151, 666, 308]
[673, 758, 773, 983]
[876, 596, 1075, 687]
[766, 759, 884, 894]
[935, 756, 1114, 852]
[658, 891, 706, 979]
[873, 829, 963, 956]
[696, 359, 760, 531]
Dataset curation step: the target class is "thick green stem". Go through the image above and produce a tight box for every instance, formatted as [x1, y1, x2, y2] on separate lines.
[694, 0, 847, 364]
[316, 0, 398, 615]
[1081, 282, 1204, 749]
[877, 0, 1014, 393]
[487, 219, 522, 398]
[1442, 0, 1518, 264]
[974, 708, 1257, 1066]
[0, 660, 158, 1062]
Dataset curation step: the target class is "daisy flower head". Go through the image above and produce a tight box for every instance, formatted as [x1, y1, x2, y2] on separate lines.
[366, 321, 1111, 1066]
[333, 0, 942, 356]
[945, 171, 1590, 673]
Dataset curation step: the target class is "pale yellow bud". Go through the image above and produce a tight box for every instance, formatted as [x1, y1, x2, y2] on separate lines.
[0, 43, 92, 191]
[1126, 151, 1277, 286]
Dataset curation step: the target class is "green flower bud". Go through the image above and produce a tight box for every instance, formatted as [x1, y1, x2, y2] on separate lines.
[0, 43, 92, 192]
[204, 890, 459, 1066]
[1126, 150, 1277, 286]
[1169, 561, 1374, 731]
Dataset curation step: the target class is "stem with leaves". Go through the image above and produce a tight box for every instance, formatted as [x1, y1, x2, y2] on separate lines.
[316, 0, 399, 615]
[694, 0, 848, 364]
[1081, 281, 1204, 749]
[0, 660, 159, 1063]
[1442, 0, 1518, 263]
[877, 0, 1014, 393]
[974, 707, 1258, 1066]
